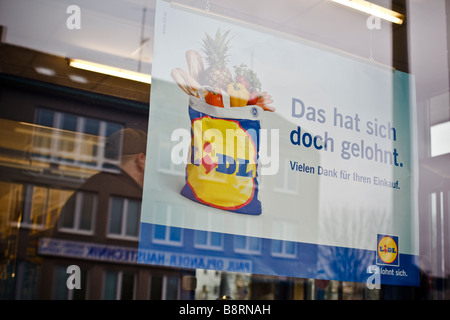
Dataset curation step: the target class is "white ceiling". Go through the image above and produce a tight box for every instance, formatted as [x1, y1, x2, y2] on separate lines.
[0, 0, 449, 111]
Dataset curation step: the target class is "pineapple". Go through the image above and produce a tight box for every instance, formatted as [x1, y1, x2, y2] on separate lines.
[201, 29, 233, 90]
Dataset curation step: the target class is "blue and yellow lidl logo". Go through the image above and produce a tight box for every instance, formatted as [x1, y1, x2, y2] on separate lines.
[181, 108, 262, 215]
[376, 234, 399, 266]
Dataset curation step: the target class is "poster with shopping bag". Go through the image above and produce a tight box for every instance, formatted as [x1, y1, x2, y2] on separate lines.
[180, 94, 263, 215]
[138, 0, 420, 287]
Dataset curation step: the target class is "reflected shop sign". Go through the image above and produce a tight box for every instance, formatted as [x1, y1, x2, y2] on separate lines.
[139, 0, 420, 286]
[38, 238, 251, 272]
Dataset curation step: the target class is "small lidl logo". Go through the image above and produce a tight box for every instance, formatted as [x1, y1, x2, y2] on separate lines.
[251, 106, 259, 118]
[376, 234, 399, 266]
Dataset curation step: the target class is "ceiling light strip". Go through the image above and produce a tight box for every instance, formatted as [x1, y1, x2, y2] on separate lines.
[331, 0, 404, 25]
[69, 59, 151, 84]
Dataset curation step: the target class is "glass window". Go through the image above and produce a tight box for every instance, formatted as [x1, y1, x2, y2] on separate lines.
[0, 0, 449, 303]
[194, 230, 224, 250]
[153, 224, 182, 245]
[103, 271, 118, 300]
[234, 235, 261, 255]
[274, 158, 299, 194]
[59, 191, 96, 234]
[33, 108, 123, 170]
[165, 276, 179, 300]
[149, 275, 163, 300]
[152, 202, 184, 246]
[148, 274, 180, 300]
[20, 185, 73, 230]
[103, 271, 136, 300]
[157, 133, 185, 176]
[107, 197, 140, 239]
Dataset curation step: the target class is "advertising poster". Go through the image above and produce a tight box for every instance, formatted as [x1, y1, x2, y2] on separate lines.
[138, 0, 420, 286]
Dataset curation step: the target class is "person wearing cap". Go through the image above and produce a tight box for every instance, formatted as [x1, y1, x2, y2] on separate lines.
[73, 127, 148, 196]
[48, 128, 148, 237]
[103, 127, 148, 189]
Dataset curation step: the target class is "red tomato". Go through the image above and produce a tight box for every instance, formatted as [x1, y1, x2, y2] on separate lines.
[205, 91, 224, 108]
[247, 91, 259, 105]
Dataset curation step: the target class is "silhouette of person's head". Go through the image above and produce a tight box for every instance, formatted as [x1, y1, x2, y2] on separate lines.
[105, 128, 147, 187]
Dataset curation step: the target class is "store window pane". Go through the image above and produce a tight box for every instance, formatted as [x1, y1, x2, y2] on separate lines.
[108, 197, 123, 235]
[61, 114, 77, 131]
[154, 224, 166, 241]
[59, 113, 77, 153]
[195, 230, 223, 250]
[59, 191, 96, 233]
[106, 122, 123, 138]
[150, 275, 163, 300]
[37, 109, 54, 127]
[108, 197, 140, 238]
[81, 118, 100, 160]
[271, 239, 282, 255]
[104, 272, 118, 300]
[48, 188, 73, 229]
[153, 224, 182, 244]
[166, 276, 179, 300]
[83, 118, 99, 136]
[249, 237, 261, 252]
[210, 232, 222, 247]
[103, 271, 135, 300]
[79, 192, 95, 231]
[234, 235, 246, 251]
[60, 195, 75, 229]
[195, 230, 207, 246]
[169, 227, 182, 242]
[35, 109, 54, 150]
[33, 108, 123, 170]
[285, 241, 296, 256]
[53, 267, 69, 300]
[125, 199, 140, 237]
[28, 185, 48, 227]
[152, 202, 183, 245]
[0, 0, 449, 302]
[120, 273, 135, 300]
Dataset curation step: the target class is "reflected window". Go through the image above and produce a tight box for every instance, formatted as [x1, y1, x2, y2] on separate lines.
[21, 184, 73, 230]
[149, 275, 163, 300]
[153, 224, 182, 245]
[271, 239, 296, 258]
[59, 191, 96, 234]
[152, 202, 184, 246]
[33, 108, 123, 170]
[274, 157, 299, 194]
[148, 274, 180, 300]
[430, 121, 450, 157]
[194, 230, 224, 250]
[23, 184, 48, 228]
[103, 271, 136, 300]
[271, 220, 297, 258]
[157, 132, 185, 176]
[234, 235, 261, 255]
[165, 276, 179, 300]
[107, 197, 140, 239]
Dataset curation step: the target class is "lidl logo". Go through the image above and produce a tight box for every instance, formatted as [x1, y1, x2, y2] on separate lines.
[376, 234, 399, 266]
[182, 113, 261, 214]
